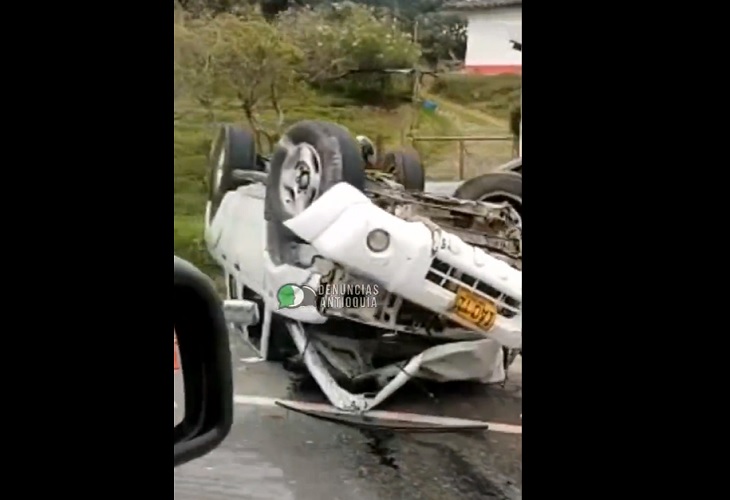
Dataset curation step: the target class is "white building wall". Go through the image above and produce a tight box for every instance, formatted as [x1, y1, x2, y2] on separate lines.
[464, 7, 522, 73]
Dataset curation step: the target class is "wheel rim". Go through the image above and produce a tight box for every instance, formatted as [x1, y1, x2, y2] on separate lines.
[204, 200, 213, 227]
[478, 191, 522, 215]
[207, 134, 227, 226]
[356, 135, 376, 166]
[475, 191, 522, 267]
[213, 146, 226, 194]
[277, 143, 322, 218]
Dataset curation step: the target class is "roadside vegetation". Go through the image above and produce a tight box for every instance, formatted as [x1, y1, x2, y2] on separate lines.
[174, 1, 521, 274]
[431, 73, 521, 120]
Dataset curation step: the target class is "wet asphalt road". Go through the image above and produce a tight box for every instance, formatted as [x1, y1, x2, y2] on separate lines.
[174, 338, 522, 500]
[174, 180, 522, 499]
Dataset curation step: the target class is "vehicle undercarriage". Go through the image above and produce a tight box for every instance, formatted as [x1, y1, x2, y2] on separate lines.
[207, 120, 523, 425]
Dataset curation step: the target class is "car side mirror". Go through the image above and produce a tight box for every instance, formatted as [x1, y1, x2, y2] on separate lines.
[173, 256, 234, 467]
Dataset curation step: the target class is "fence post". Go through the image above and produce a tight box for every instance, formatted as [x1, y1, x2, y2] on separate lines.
[458, 141, 466, 180]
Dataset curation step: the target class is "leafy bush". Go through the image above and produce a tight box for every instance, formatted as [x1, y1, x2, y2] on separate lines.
[277, 3, 421, 103]
[174, 7, 304, 148]
[431, 74, 521, 119]
[412, 13, 466, 65]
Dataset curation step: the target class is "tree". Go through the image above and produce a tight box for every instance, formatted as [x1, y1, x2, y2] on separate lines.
[280, 0, 466, 65]
[174, 7, 303, 149]
[207, 11, 303, 149]
[175, 0, 307, 18]
[174, 9, 220, 118]
[414, 13, 466, 66]
[277, 3, 421, 83]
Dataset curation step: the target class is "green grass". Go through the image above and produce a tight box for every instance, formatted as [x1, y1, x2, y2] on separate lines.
[174, 90, 516, 274]
[430, 74, 522, 120]
[174, 121, 217, 275]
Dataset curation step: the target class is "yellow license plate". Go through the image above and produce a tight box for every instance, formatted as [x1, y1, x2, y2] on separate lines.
[454, 287, 498, 331]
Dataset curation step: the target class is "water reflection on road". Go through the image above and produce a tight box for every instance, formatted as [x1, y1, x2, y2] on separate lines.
[174, 339, 522, 500]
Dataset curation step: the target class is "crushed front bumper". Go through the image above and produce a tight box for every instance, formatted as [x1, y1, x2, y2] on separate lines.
[283, 183, 522, 349]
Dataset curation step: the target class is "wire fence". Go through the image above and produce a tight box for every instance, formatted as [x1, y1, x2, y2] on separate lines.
[175, 121, 519, 180]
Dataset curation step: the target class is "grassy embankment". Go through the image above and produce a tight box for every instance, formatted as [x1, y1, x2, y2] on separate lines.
[174, 75, 521, 277]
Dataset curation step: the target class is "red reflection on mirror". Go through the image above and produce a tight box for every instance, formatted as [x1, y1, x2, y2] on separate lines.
[174, 331, 180, 372]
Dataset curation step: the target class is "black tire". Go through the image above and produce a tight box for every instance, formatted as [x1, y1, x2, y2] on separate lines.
[264, 121, 366, 266]
[383, 148, 425, 191]
[496, 158, 522, 175]
[207, 125, 261, 222]
[265, 120, 365, 223]
[453, 172, 522, 216]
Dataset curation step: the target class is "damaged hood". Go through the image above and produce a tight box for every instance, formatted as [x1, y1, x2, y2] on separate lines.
[284, 183, 373, 242]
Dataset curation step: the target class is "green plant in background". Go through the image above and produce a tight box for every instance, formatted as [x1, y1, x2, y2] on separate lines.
[430, 74, 522, 120]
[174, 2, 519, 274]
[276, 2, 421, 103]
